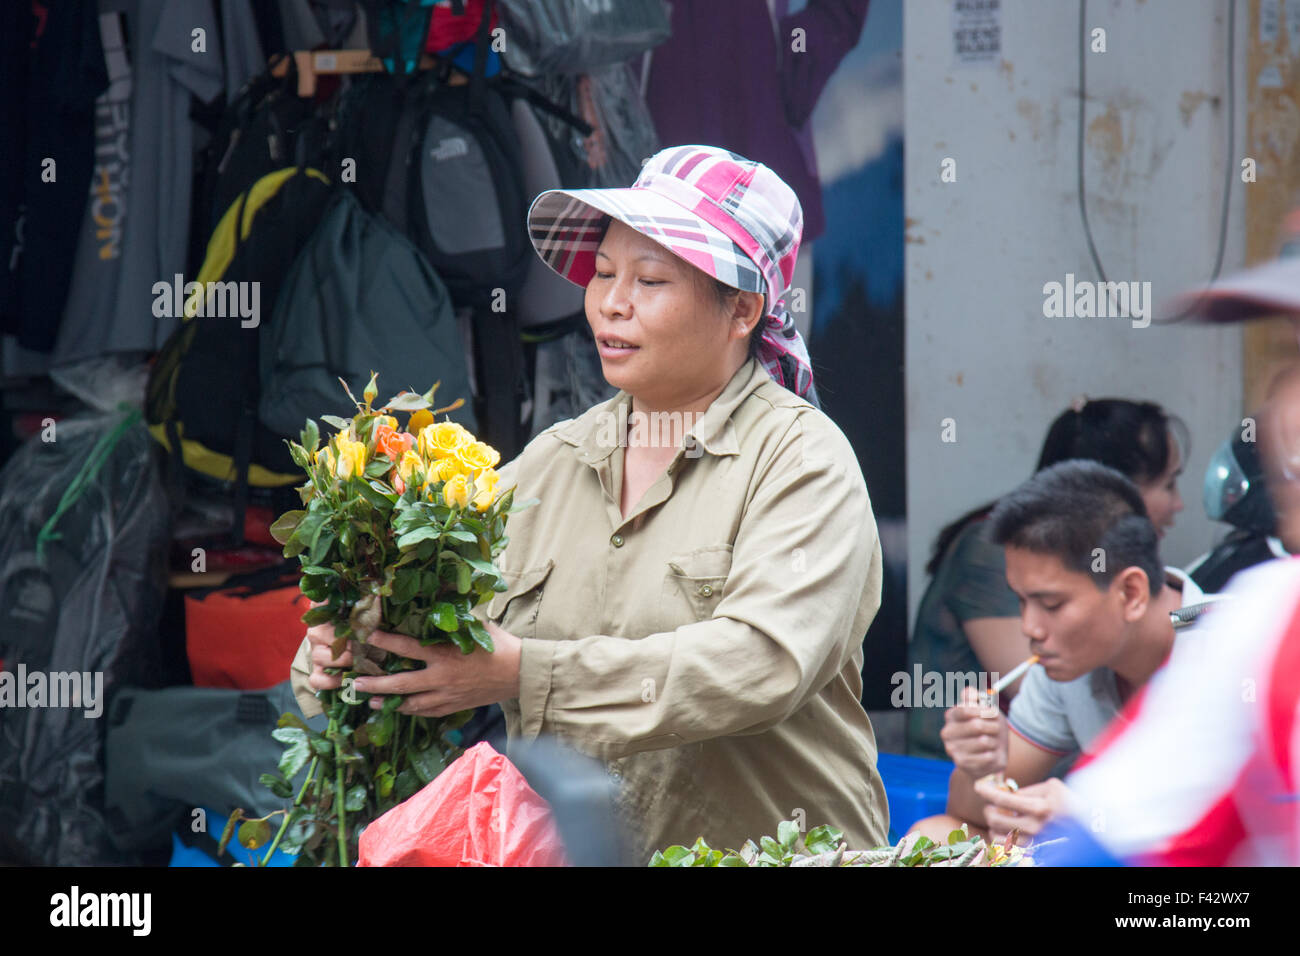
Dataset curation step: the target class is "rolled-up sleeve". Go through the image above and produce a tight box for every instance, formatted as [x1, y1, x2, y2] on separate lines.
[516, 414, 881, 761]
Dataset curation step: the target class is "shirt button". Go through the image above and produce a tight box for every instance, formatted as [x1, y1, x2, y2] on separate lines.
[698, 584, 713, 597]
[610, 533, 624, 547]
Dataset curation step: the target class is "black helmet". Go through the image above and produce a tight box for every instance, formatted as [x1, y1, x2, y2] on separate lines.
[1203, 430, 1277, 535]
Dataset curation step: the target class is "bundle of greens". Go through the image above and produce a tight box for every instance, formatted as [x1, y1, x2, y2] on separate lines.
[219, 374, 534, 867]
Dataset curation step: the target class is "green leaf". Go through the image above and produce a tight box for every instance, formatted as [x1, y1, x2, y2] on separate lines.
[300, 564, 336, 577]
[309, 735, 333, 757]
[238, 818, 272, 850]
[777, 820, 799, 851]
[382, 390, 431, 411]
[718, 855, 748, 867]
[456, 561, 472, 594]
[396, 526, 440, 549]
[759, 836, 783, 859]
[368, 711, 395, 747]
[410, 746, 446, 785]
[648, 851, 669, 867]
[278, 739, 310, 779]
[300, 418, 320, 454]
[344, 785, 367, 813]
[320, 414, 353, 431]
[301, 605, 334, 627]
[269, 510, 306, 545]
[462, 557, 498, 576]
[430, 602, 458, 632]
[218, 810, 241, 856]
[441, 529, 478, 544]
[948, 828, 968, 846]
[467, 619, 494, 653]
[660, 845, 693, 866]
[505, 495, 539, 515]
[390, 568, 421, 605]
[271, 726, 307, 745]
[394, 767, 421, 802]
[260, 772, 293, 800]
[804, 824, 843, 855]
[277, 712, 309, 732]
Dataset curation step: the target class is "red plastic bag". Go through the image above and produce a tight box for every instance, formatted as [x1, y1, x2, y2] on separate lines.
[358, 741, 570, 866]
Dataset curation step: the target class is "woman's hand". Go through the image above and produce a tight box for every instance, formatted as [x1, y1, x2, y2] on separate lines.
[306, 620, 352, 692]
[350, 621, 522, 717]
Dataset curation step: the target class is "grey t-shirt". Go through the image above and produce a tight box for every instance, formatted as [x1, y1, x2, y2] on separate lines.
[1007, 568, 1206, 764]
[55, 0, 224, 366]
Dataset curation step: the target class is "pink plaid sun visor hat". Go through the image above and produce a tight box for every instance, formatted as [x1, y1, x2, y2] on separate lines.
[526, 144, 814, 399]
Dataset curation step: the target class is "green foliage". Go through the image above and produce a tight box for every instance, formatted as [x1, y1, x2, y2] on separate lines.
[649, 819, 1027, 868]
[222, 375, 536, 867]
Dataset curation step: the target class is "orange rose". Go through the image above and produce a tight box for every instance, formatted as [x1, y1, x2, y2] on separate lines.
[374, 423, 415, 461]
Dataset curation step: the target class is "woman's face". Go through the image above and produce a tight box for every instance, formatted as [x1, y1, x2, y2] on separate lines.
[1136, 429, 1184, 538]
[585, 219, 755, 407]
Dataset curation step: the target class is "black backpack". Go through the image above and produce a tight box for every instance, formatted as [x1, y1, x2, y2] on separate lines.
[189, 59, 331, 276]
[146, 167, 337, 542]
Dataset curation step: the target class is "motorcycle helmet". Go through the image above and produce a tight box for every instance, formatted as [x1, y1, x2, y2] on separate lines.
[1203, 430, 1277, 535]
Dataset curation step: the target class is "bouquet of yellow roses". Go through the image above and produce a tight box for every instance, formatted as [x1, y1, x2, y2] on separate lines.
[220, 373, 533, 867]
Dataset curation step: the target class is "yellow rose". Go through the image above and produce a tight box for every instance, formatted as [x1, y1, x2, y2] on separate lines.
[397, 449, 423, 484]
[431, 457, 460, 482]
[418, 421, 469, 460]
[442, 473, 470, 509]
[470, 468, 500, 511]
[335, 438, 368, 480]
[407, 409, 434, 435]
[456, 440, 501, 472]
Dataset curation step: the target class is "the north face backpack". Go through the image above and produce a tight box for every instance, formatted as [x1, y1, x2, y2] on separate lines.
[146, 166, 336, 542]
[337, 0, 531, 312]
[258, 187, 478, 442]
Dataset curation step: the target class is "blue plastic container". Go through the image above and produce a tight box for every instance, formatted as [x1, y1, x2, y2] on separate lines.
[875, 752, 955, 842]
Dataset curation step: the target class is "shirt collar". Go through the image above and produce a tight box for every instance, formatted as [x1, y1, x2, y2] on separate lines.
[557, 357, 770, 464]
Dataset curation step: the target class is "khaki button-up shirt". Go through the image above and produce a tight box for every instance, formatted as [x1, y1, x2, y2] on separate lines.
[291, 356, 889, 863]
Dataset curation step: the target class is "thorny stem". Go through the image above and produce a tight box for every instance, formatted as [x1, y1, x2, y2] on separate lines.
[335, 724, 348, 866]
[261, 754, 319, 866]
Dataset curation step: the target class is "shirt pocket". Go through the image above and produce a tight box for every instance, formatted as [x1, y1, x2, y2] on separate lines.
[485, 559, 555, 640]
[660, 545, 733, 626]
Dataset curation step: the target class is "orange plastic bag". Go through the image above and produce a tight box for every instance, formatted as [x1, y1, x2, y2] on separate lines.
[358, 741, 571, 867]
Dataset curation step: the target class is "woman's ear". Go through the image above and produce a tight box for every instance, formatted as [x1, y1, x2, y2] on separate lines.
[731, 291, 765, 338]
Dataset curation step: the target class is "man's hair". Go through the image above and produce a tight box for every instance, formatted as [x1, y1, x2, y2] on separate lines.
[988, 459, 1163, 595]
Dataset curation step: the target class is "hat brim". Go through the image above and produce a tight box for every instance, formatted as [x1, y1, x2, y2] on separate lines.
[1162, 257, 1300, 323]
[526, 186, 767, 303]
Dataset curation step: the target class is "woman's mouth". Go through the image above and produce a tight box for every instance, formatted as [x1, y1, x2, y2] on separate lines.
[597, 336, 640, 358]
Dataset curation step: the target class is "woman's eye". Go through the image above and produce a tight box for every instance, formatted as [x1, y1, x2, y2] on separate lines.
[1042, 602, 1063, 613]
[639, 278, 664, 286]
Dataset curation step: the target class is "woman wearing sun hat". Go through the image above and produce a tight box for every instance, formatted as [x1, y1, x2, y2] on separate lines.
[292, 144, 890, 863]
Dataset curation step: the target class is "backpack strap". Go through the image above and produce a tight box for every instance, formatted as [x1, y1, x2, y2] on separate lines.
[227, 185, 256, 547]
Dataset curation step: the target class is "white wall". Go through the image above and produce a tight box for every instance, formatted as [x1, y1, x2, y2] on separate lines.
[905, 0, 1246, 624]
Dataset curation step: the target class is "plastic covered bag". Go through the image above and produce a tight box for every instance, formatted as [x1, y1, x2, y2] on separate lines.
[358, 741, 570, 866]
[0, 407, 171, 865]
[536, 63, 660, 188]
[496, 0, 670, 77]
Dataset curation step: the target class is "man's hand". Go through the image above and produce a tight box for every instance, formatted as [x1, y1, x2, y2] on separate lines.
[350, 622, 522, 717]
[940, 686, 1008, 778]
[973, 775, 1073, 845]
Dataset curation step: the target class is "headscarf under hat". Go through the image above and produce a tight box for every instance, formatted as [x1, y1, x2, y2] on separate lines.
[526, 144, 816, 401]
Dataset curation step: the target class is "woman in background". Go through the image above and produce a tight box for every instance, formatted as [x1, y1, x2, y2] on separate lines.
[906, 398, 1188, 759]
